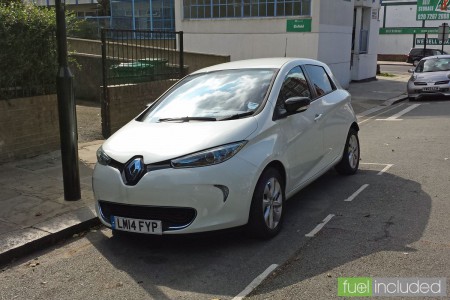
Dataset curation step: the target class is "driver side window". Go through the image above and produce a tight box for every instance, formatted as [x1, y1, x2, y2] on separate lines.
[275, 66, 311, 116]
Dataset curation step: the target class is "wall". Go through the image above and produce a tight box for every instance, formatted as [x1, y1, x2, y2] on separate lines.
[105, 80, 175, 135]
[0, 95, 60, 163]
[317, 0, 354, 86]
[70, 53, 103, 101]
[174, 0, 379, 88]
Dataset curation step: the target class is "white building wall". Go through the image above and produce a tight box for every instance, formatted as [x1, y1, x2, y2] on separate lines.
[175, 0, 379, 87]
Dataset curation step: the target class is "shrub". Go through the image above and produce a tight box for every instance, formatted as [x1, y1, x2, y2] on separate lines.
[0, 2, 83, 99]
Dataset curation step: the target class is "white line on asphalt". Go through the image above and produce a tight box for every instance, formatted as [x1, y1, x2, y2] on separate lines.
[305, 214, 335, 237]
[357, 103, 405, 125]
[376, 104, 420, 121]
[360, 162, 388, 165]
[377, 164, 393, 175]
[232, 264, 279, 300]
[344, 184, 369, 202]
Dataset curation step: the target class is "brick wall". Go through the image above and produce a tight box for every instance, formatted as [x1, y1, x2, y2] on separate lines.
[105, 80, 175, 136]
[378, 54, 407, 62]
[0, 95, 60, 163]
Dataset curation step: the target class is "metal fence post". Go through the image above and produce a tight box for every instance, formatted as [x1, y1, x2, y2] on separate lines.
[179, 31, 184, 78]
[101, 29, 111, 138]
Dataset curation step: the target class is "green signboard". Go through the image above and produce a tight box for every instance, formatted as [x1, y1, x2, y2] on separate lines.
[417, 0, 450, 20]
[286, 19, 312, 32]
[416, 37, 450, 45]
[380, 27, 438, 34]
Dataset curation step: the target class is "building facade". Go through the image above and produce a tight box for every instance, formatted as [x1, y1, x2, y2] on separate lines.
[175, 0, 382, 87]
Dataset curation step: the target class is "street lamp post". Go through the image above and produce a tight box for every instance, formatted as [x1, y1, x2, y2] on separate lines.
[55, 0, 81, 201]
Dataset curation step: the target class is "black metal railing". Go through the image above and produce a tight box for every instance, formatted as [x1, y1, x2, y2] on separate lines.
[101, 28, 184, 87]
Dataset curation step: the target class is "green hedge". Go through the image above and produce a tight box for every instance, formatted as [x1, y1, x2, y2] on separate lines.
[0, 2, 81, 99]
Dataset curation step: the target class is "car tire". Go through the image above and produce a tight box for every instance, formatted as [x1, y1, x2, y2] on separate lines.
[335, 128, 360, 175]
[247, 168, 285, 239]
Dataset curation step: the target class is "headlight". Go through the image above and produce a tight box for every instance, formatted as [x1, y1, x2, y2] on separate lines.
[171, 141, 247, 168]
[96, 146, 111, 165]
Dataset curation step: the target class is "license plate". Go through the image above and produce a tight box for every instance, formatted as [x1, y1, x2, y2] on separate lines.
[111, 216, 162, 235]
[422, 87, 439, 91]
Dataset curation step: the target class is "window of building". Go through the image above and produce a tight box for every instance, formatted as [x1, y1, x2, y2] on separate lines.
[183, 0, 311, 19]
[304, 65, 335, 98]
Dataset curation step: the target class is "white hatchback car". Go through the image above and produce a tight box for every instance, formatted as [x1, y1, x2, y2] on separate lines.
[93, 58, 359, 239]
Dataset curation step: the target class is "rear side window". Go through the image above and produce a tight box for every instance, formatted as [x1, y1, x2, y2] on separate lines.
[410, 49, 422, 55]
[304, 65, 335, 98]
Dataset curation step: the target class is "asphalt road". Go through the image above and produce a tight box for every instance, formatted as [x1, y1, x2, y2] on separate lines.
[1, 99, 450, 300]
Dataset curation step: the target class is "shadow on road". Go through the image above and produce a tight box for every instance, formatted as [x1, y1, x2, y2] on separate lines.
[85, 169, 430, 299]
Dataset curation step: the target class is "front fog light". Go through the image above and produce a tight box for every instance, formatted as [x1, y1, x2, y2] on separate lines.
[96, 146, 111, 165]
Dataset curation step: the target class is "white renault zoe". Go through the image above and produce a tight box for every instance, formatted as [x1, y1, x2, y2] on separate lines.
[93, 58, 359, 239]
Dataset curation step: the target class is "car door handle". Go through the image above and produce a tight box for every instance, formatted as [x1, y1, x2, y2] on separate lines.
[314, 113, 323, 121]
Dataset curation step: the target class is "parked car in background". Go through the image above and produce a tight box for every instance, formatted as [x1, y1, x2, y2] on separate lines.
[92, 58, 360, 239]
[407, 55, 450, 100]
[407, 48, 447, 66]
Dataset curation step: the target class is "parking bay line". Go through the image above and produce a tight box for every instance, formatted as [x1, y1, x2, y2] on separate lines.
[344, 184, 369, 202]
[305, 214, 335, 237]
[232, 264, 279, 300]
[358, 103, 405, 125]
[376, 104, 421, 121]
[360, 163, 394, 176]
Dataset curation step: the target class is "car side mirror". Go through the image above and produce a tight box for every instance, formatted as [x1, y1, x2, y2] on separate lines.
[285, 97, 311, 114]
[408, 68, 415, 73]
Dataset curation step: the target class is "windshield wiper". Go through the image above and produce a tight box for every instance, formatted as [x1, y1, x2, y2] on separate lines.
[158, 116, 217, 122]
[219, 111, 255, 121]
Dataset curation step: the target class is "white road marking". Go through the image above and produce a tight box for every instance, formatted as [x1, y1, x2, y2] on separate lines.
[360, 163, 394, 176]
[305, 214, 335, 237]
[376, 104, 421, 121]
[232, 264, 279, 300]
[344, 184, 369, 202]
[357, 104, 405, 125]
[377, 164, 394, 175]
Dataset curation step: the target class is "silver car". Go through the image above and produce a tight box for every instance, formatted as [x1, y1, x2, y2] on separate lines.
[407, 55, 450, 100]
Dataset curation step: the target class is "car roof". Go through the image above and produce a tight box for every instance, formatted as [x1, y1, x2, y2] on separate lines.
[421, 54, 450, 60]
[191, 57, 324, 74]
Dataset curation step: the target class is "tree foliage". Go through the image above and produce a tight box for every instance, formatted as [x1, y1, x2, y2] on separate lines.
[0, 2, 82, 99]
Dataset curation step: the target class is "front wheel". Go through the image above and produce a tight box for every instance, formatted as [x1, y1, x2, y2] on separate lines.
[335, 128, 360, 175]
[247, 168, 285, 239]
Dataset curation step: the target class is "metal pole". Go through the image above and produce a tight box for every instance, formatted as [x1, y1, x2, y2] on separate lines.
[424, 32, 428, 51]
[179, 31, 184, 78]
[442, 23, 446, 53]
[55, 0, 81, 201]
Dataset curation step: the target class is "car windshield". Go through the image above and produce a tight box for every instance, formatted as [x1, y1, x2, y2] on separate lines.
[415, 58, 450, 73]
[139, 69, 276, 123]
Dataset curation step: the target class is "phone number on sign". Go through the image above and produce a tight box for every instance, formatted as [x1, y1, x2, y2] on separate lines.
[418, 13, 450, 20]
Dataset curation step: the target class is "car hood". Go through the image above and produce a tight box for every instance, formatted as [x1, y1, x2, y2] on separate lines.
[102, 118, 259, 164]
[414, 71, 450, 82]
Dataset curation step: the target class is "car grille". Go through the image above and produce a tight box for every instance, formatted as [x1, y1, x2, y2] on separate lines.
[98, 200, 197, 231]
[414, 82, 427, 86]
[435, 80, 450, 85]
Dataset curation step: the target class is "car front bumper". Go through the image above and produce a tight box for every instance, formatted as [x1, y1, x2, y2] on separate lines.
[92, 156, 259, 234]
[407, 82, 450, 99]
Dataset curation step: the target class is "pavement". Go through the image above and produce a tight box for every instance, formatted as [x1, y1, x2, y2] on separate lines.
[0, 65, 411, 267]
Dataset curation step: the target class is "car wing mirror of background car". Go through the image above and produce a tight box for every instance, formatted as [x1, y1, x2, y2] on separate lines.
[408, 68, 415, 73]
[285, 97, 311, 114]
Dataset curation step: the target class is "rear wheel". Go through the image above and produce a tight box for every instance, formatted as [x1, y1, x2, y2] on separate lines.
[335, 128, 360, 175]
[247, 168, 285, 239]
